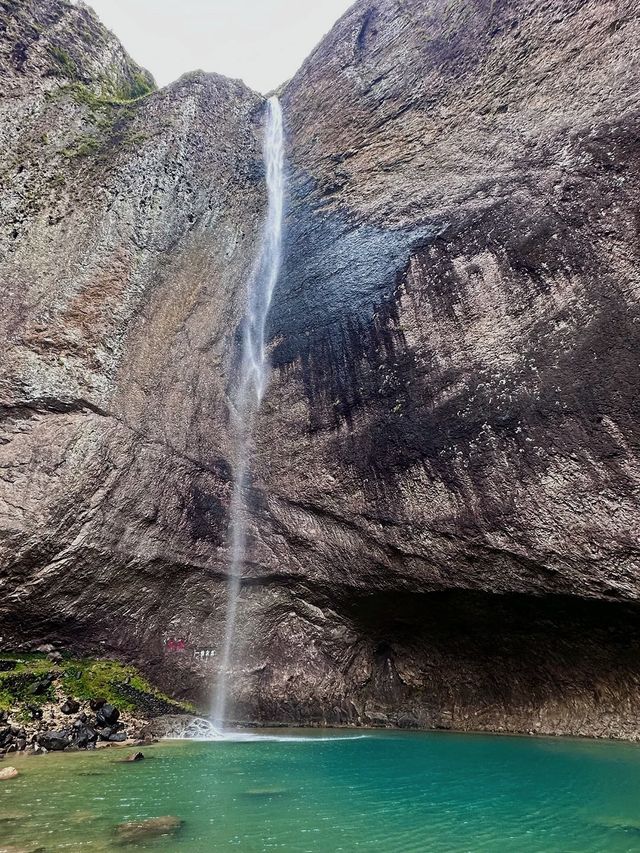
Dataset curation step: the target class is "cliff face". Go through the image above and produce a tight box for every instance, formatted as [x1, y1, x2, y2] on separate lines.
[2, 0, 640, 737]
[0, 0, 266, 693]
[246, 0, 640, 735]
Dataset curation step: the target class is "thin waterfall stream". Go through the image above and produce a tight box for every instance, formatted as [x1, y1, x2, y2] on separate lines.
[212, 96, 285, 731]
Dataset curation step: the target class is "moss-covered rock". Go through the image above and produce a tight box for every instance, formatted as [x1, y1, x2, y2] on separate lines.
[0, 655, 195, 716]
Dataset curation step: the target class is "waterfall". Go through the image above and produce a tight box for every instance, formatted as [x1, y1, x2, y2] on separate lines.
[212, 96, 284, 731]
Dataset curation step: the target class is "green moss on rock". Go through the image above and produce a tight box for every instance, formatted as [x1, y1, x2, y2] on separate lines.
[62, 134, 100, 158]
[0, 655, 195, 716]
[48, 45, 79, 80]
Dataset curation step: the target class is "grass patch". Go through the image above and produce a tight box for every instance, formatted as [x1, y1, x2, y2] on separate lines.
[115, 70, 155, 101]
[0, 656, 56, 710]
[62, 134, 100, 158]
[57, 83, 151, 161]
[0, 655, 195, 715]
[48, 45, 79, 80]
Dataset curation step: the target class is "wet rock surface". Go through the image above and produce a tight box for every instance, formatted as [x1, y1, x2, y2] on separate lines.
[114, 816, 183, 844]
[1, 0, 640, 738]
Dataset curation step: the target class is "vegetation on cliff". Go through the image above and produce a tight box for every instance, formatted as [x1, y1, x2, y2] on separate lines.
[0, 654, 195, 716]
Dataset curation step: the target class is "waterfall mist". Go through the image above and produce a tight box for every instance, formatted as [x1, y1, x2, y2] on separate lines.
[212, 96, 285, 731]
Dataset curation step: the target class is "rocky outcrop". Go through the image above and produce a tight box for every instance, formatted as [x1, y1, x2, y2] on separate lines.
[2, 0, 640, 738]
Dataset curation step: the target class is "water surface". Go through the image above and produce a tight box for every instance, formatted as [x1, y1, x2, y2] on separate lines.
[2, 729, 640, 851]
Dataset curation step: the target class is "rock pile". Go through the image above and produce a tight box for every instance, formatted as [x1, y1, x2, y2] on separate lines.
[0, 699, 148, 758]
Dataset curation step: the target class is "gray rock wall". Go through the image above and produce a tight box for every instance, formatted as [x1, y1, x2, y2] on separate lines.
[0, 0, 266, 697]
[243, 0, 640, 735]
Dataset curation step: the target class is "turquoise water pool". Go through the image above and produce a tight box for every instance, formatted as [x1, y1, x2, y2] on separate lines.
[2, 729, 640, 851]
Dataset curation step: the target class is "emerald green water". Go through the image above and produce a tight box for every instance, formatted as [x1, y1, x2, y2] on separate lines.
[3, 730, 640, 851]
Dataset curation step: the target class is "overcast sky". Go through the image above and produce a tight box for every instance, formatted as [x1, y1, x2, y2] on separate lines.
[85, 0, 355, 93]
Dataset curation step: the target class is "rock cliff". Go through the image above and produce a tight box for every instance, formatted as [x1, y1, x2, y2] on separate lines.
[0, 0, 266, 696]
[2, 0, 640, 738]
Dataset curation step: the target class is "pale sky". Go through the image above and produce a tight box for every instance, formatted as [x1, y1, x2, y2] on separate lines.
[84, 0, 355, 93]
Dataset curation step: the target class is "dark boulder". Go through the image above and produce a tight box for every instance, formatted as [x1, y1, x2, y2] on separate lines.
[89, 698, 107, 712]
[27, 673, 54, 696]
[60, 698, 80, 715]
[108, 732, 127, 743]
[96, 704, 119, 726]
[96, 727, 113, 741]
[38, 730, 72, 751]
[126, 752, 144, 761]
[72, 725, 97, 748]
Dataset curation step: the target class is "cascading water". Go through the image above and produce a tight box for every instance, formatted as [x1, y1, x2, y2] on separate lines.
[212, 96, 285, 732]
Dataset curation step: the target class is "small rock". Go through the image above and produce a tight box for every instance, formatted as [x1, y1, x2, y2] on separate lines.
[47, 651, 63, 663]
[126, 751, 144, 762]
[243, 787, 288, 798]
[109, 732, 126, 743]
[115, 816, 183, 843]
[0, 810, 26, 823]
[27, 674, 53, 696]
[61, 698, 80, 715]
[0, 766, 19, 780]
[89, 697, 107, 712]
[35, 644, 55, 654]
